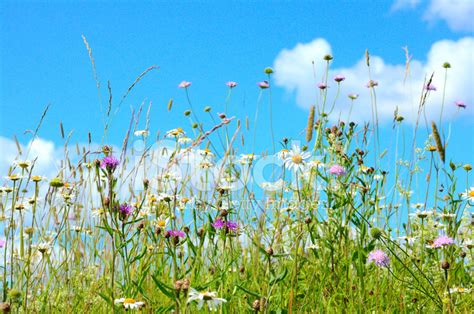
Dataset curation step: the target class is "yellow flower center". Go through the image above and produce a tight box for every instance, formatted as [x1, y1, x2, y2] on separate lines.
[123, 298, 136, 305]
[469, 190, 474, 197]
[291, 154, 303, 164]
[158, 220, 166, 227]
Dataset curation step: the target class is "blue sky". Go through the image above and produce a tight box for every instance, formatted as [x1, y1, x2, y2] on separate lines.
[0, 1, 473, 167]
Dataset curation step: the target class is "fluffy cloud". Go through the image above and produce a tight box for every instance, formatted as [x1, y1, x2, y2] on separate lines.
[0, 136, 59, 180]
[393, 0, 474, 32]
[424, 0, 474, 32]
[273, 37, 474, 124]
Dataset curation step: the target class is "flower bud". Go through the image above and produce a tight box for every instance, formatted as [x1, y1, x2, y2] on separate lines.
[370, 227, 382, 239]
[264, 67, 274, 74]
[323, 54, 333, 61]
[441, 261, 450, 270]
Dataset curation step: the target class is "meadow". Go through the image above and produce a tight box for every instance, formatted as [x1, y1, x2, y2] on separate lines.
[0, 42, 472, 313]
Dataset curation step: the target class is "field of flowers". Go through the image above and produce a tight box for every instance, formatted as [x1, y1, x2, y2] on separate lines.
[0, 44, 472, 313]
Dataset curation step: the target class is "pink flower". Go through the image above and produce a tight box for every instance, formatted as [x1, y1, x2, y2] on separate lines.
[334, 75, 345, 83]
[368, 249, 390, 267]
[101, 156, 120, 172]
[432, 235, 454, 248]
[118, 203, 133, 218]
[178, 81, 191, 88]
[0, 239, 5, 248]
[455, 101, 466, 109]
[257, 80, 269, 89]
[212, 218, 225, 229]
[226, 81, 238, 88]
[317, 82, 328, 90]
[329, 164, 346, 176]
[425, 83, 436, 91]
[167, 229, 186, 238]
[226, 220, 238, 230]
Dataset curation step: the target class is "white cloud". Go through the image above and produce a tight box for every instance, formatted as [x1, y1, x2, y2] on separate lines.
[0, 136, 60, 180]
[393, 0, 474, 32]
[273, 37, 474, 124]
[424, 0, 474, 32]
[392, 0, 422, 11]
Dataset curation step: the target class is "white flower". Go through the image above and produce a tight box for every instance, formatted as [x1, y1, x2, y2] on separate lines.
[398, 236, 417, 246]
[277, 149, 290, 160]
[409, 210, 434, 219]
[461, 187, 474, 202]
[239, 154, 257, 165]
[5, 174, 23, 181]
[198, 149, 214, 158]
[187, 288, 227, 311]
[14, 160, 32, 169]
[261, 179, 286, 192]
[307, 159, 324, 170]
[35, 242, 52, 255]
[448, 287, 472, 294]
[165, 128, 185, 138]
[134, 130, 149, 137]
[114, 298, 145, 310]
[199, 161, 214, 169]
[411, 203, 425, 210]
[438, 212, 456, 220]
[373, 174, 383, 181]
[284, 145, 311, 172]
[178, 137, 192, 145]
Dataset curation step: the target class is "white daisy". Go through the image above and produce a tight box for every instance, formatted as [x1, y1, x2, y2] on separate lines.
[165, 128, 185, 138]
[14, 160, 32, 169]
[277, 148, 290, 160]
[239, 153, 257, 165]
[114, 298, 145, 310]
[178, 137, 193, 145]
[461, 187, 474, 202]
[134, 130, 149, 137]
[448, 287, 472, 294]
[261, 179, 286, 192]
[409, 210, 434, 219]
[284, 145, 311, 172]
[187, 288, 227, 311]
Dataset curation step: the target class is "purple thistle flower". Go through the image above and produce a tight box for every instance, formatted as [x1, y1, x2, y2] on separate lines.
[168, 229, 186, 238]
[118, 203, 133, 217]
[432, 235, 455, 248]
[334, 75, 345, 83]
[317, 82, 328, 90]
[178, 81, 191, 88]
[257, 80, 270, 89]
[455, 100, 466, 109]
[101, 156, 120, 172]
[226, 220, 238, 230]
[0, 239, 5, 248]
[212, 218, 225, 229]
[329, 164, 346, 176]
[368, 249, 390, 267]
[226, 81, 238, 88]
[425, 83, 437, 91]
